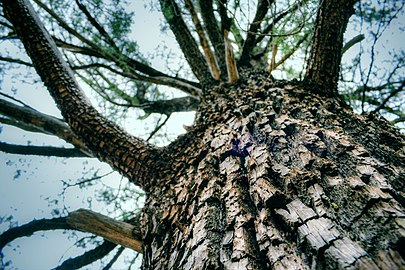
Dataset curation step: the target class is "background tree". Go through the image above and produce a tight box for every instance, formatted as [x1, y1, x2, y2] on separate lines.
[0, 0, 404, 269]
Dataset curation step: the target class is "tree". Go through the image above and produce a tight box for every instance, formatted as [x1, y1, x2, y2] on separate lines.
[0, 0, 404, 269]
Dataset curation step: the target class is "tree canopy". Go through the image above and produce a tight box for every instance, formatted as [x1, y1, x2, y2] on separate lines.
[0, 0, 404, 269]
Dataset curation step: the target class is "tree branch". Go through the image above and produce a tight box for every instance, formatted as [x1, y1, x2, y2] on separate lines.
[184, 0, 220, 80]
[0, 98, 90, 155]
[54, 38, 202, 96]
[198, 0, 227, 77]
[3, 0, 159, 187]
[0, 141, 88, 157]
[371, 80, 405, 114]
[53, 241, 117, 270]
[142, 96, 199, 115]
[305, 0, 356, 93]
[159, 0, 212, 85]
[218, 1, 239, 83]
[74, 0, 119, 51]
[66, 209, 142, 253]
[269, 33, 310, 72]
[0, 217, 72, 252]
[0, 55, 33, 67]
[255, 1, 304, 45]
[239, 0, 272, 66]
[342, 34, 365, 54]
[0, 209, 142, 255]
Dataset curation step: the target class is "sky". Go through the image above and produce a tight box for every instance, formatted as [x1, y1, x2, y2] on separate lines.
[0, 0, 404, 269]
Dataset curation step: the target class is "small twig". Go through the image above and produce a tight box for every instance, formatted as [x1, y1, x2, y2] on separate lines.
[147, 114, 171, 142]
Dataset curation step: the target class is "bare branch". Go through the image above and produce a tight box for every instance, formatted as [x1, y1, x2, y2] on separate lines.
[102, 246, 125, 270]
[184, 0, 220, 80]
[54, 38, 202, 96]
[198, 0, 227, 77]
[142, 96, 199, 115]
[0, 209, 142, 256]
[0, 141, 89, 157]
[3, 0, 159, 187]
[66, 209, 142, 253]
[239, 0, 272, 66]
[147, 114, 171, 142]
[268, 44, 278, 72]
[224, 29, 239, 84]
[218, 1, 239, 83]
[53, 241, 117, 270]
[0, 55, 32, 67]
[32, 0, 100, 50]
[0, 217, 71, 252]
[255, 0, 305, 45]
[74, 0, 119, 50]
[0, 98, 90, 155]
[269, 33, 310, 72]
[372, 81, 405, 114]
[342, 34, 365, 54]
[159, 0, 212, 85]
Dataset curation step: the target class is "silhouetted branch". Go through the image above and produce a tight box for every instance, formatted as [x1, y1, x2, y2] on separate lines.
[147, 114, 171, 142]
[0, 55, 32, 67]
[74, 0, 119, 50]
[0, 141, 89, 157]
[102, 246, 125, 270]
[0, 217, 71, 252]
[53, 241, 117, 270]
[372, 81, 405, 114]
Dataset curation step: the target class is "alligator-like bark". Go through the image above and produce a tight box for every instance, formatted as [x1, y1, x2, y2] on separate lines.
[141, 71, 404, 269]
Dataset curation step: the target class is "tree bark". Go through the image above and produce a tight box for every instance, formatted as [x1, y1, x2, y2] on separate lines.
[305, 0, 356, 94]
[141, 72, 404, 269]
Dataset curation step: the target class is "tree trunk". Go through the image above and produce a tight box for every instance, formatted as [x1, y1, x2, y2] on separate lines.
[141, 71, 404, 269]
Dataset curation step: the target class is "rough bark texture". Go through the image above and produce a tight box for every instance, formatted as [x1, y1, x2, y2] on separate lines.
[141, 71, 404, 269]
[305, 0, 355, 93]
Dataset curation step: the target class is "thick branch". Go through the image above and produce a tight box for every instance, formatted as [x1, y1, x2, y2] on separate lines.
[198, 0, 227, 77]
[239, 0, 272, 66]
[305, 0, 356, 93]
[53, 241, 117, 270]
[159, 0, 212, 85]
[66, 209, 142, 253]
[3, 0, 158, 187]
[0, 209, 142, 254]
[218, 1, 239, 83]
[0, 141, 88, 157]
[184, 0, 220, 80]
[0, 98, 90, 155]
